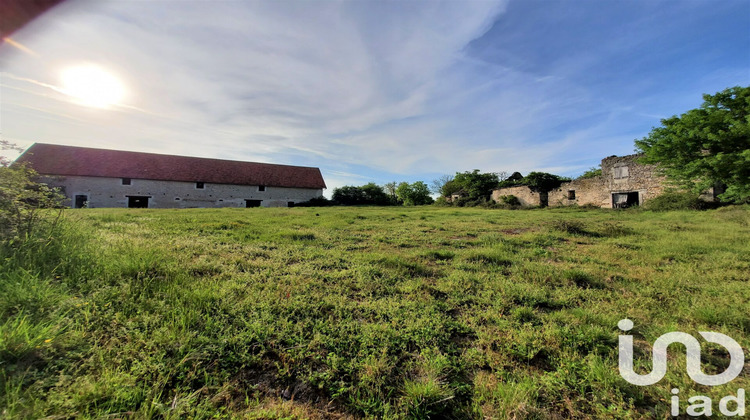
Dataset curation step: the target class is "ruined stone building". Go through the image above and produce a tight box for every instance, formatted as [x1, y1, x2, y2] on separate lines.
[17, 143, 326, 209]
[492, 154, 686, 208]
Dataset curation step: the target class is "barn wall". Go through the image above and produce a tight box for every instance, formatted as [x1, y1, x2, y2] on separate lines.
[38, 175, 324, 208]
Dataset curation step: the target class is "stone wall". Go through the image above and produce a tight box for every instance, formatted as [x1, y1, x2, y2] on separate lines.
[548, 176, 610, 208]
[491, 185, 542, 207]
[38, 175, 324, 208]
[600, 154, 668, 207]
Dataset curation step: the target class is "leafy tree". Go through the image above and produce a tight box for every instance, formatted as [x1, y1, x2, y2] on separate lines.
[577, 167, 602, 179]
[360, 182, 391, 205]
[332, 185, 365, 205]
[439, 179, 462, 197]
[635, 86, 750, 202]
[519, 172, 569, 193]
[449, 170, 499, 201]
[395, 181, 433, 206]
[332, 183, 391, 205]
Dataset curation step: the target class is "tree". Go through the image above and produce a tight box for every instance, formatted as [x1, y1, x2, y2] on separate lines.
[395, 181, 434, 206]
[449, 170, 499, 201]
[360, 182, 391, 205]
[383, 181, 398, 202]
[523, 172, 570, 193]
[430, 174, 453, 195]
[332, 183, 392, 205]
[635, 86, 750, 202]
[332, 185, 366, 205]
[577, 167, 602, 179]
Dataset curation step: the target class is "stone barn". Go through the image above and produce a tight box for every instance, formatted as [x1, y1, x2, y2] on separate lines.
[492, 154, 675, 208]
[17, 143, 326, 209]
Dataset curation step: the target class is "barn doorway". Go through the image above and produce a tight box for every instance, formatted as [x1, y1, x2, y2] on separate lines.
[245, 199, 262, 208]
[127, 196, 150, 208]
[74, 195, 88, 208]
[612, 192, 639, 208]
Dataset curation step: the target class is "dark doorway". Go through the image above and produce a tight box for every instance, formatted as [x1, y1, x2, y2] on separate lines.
[539, 191, 549, 208]
[127, 196, 150, 208]
[612, 192, 639, 208]
[74, 195, 88, 208]
[245, 199, 262, 208]
[287, 201, 295, 208]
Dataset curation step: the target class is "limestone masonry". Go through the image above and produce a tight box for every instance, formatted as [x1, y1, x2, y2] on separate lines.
[17, 143, 326, 209]
[492, 154, 687, 208]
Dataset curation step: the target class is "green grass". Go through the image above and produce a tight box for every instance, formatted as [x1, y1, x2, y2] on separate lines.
[1, 205, 749, 419]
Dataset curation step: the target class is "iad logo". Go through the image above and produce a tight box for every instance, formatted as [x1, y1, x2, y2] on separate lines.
[617, 319, 746, 417]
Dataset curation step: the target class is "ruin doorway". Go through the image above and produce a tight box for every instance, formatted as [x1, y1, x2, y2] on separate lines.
[612, 192, 639, 208]
[539, 191, 549, 208]
[127, 196, 150, 208]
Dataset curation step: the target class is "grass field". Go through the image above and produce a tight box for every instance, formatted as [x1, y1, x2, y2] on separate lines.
[2, 206, 749, 419]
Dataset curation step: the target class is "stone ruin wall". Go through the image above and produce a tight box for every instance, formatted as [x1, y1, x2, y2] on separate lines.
[548, 176, 610, 208]
[492, 154, 670, 208]
[491, 185, 540, 207]
[600, 154, 668, 206]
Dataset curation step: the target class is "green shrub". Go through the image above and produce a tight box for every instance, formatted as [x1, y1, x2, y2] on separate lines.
[498, 195, 520, 206]
[433, 196, 450, 206]
[1, 164, 65, 243]
[495, 195, 521, 209]
[643, 192, 713, 211]
[295, 196, 333, 207]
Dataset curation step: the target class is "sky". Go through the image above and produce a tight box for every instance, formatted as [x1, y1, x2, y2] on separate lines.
[1, 0, 748, 195]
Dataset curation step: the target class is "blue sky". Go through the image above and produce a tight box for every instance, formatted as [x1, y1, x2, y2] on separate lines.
[1, 0, 748, 195]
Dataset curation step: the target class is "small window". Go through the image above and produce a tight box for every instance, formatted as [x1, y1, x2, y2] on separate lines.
[613, 166, 629, 179]
[567, 190, 576, 200]
[122, 178, 131, 185]
[196, 182, 205, 189]
[258, 185, 266, 192]
[245, 199, 262, 208]
[175, 197, 180, 200]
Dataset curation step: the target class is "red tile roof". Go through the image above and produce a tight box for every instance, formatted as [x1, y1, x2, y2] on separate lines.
[17, 143, 326, 189]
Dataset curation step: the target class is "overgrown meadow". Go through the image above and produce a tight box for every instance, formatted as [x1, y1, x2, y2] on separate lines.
[2, 206, 749, 419]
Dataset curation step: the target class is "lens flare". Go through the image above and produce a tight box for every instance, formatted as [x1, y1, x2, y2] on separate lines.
[60, 65, 125, 108]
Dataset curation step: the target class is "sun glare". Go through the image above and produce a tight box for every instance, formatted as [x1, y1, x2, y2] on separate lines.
[60, 65, 125, 108]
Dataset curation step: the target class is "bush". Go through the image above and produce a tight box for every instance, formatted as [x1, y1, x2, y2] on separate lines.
[643, 192, 715, 211]
[497, 195, 521, 206]
[295, 196, 333, 207]
[433, 196, 450, 206]
[0, 164, 65, 243]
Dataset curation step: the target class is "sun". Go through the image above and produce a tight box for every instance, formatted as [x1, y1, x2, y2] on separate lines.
[60, 65, 125, 108]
